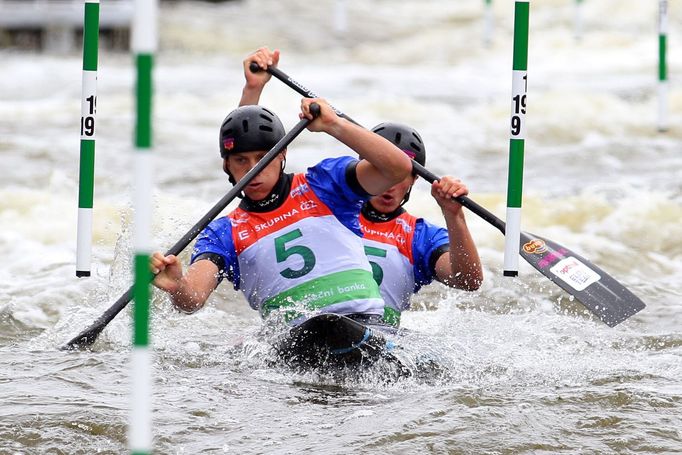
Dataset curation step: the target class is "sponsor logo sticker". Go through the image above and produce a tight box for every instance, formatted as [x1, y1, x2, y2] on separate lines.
[523, 239, 548, 254]
[290, 183, 310, 198]
[395, 217, 412, 233]
[550, 257, 601, 291]
[231, 212, 249, 224]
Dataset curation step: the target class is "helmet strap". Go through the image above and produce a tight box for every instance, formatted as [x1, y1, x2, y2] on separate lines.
[399, 185, 413, 207]
[399, 175, 418, 207]
[222, 160, 237, 185]
[223, 160, 244, 198]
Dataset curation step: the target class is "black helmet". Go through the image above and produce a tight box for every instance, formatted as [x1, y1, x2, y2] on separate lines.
[219, 105, 285, 158]
[370, 122, 426, 167]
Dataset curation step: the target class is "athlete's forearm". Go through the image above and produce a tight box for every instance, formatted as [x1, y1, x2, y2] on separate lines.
[167, 261, 219, 314]
[438, 211, 483, 290]
[341, 120, 411, 180]
[329, 118, 412, 194]
[168, 280, 210, 314]
[239, 85, 263, 106]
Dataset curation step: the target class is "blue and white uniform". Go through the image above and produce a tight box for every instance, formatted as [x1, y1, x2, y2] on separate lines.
[360, 207, 449, 326]
[191, 157, 384, 324]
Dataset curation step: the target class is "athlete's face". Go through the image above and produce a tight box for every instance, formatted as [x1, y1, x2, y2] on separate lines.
[369, 174, 417, 213]
[224, 150, 286, 201]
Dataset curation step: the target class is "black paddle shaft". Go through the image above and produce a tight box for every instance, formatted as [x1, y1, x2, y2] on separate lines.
[62, 104, 321, 350]
[253, 63, 646, 326]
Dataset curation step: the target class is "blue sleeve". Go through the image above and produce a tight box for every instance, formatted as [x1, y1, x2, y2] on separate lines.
[306, 156, 369, 235]
[190, 217, 241, 289]
[412, 218, 450, 291]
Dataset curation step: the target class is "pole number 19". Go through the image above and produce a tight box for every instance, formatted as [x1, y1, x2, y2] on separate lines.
[510, 74, 527, 137]
[80, 95, 97, 137]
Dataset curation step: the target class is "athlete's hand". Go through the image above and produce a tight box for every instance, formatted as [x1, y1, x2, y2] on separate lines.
[300, 98, 339, 133]
[150, 252, 183, 294]
[432, 176, 468, 215]
[243, 46, 280, 90]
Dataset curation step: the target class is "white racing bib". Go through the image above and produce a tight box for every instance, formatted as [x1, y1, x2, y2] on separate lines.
[231, 174, 383, 320]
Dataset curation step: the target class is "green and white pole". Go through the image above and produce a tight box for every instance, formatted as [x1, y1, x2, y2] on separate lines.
[483, 0, 494, 47]
[503, 0, 529, 277]
[129, 0, 157, 453]
[574, 0, 584, 42]
[334, 0, 347, 37]
[658, 0, 668, 132]
[76, 0, 100, 277]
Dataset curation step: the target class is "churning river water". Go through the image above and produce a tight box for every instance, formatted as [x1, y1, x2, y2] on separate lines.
[1, 0, 681, 453]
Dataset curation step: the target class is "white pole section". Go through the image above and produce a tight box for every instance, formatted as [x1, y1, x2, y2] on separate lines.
[334, 0, 348, 36]
[574, 0, 584, 42]
[484, 0, 494, 47]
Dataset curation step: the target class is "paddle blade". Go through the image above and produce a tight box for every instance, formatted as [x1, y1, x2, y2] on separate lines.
[61, 323, 104, 350]
[60, 288, 134, 350]
[518, 233, 646, 327]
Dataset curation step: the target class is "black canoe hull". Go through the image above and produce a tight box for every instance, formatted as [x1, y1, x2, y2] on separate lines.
[274, 313, 409, 376]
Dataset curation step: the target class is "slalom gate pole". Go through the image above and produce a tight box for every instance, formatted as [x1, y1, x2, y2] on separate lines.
[658, 0, 668, 132]
[334, 0, 347, 37]
[503, 0, 529, 277]
[129, 0, 158, 453]
[76, 0, 100, 277]
[574, 0, 584, 41]
[484, 0, 494, 47]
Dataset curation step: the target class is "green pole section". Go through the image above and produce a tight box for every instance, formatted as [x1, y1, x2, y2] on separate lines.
[503, 0, 529, 277]
[133, 256, 152, 347]
[129, 0, 157, 453]
[76, 0, 100, 277]
[658, 0, 668, 132]
[136, 54, 153, 148]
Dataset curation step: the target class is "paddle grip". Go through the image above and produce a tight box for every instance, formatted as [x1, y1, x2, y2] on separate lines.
[249, 61, 261, 73]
